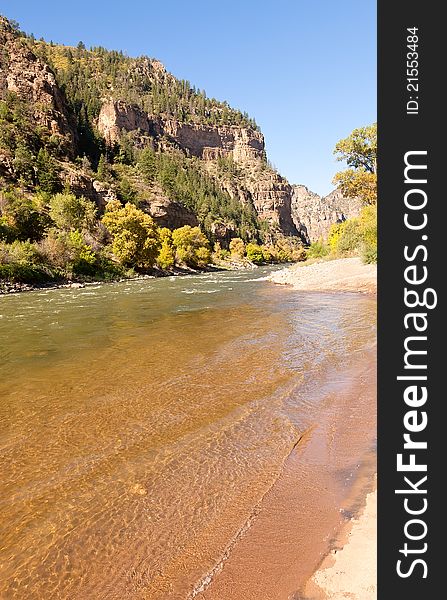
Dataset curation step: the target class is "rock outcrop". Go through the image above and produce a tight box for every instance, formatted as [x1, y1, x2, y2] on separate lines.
[291, 184, 362, 243]
[97, 100, 265, 163]
[145, 195, 199, 230]
[97, 100, 301, 236]
[0, 17, 77, 155]
[245, 170, 298, 236]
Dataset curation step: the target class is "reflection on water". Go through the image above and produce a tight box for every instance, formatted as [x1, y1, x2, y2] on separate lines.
[0, 268, 376, 599]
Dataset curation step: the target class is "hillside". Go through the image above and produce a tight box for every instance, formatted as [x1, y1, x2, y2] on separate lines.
[1, 16, 341, 285]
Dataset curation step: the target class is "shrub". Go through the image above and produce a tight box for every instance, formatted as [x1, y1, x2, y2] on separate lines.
[212, 242, 229, 261]
[0, 191, 48, 241]
[335, 218, 362, 255]
[328, 222, 344, 253]
[172, 225, 211, 268]
[306, 238, 330, 259]
[37, 230, 97, 275]
[359, 205, 377, 247]
[261, 245, 273, 262]
[38, 231, 72, 269]
[157, 228, 175, 270]
[0, 240, 50, 282]
[362, 244, 377, 264]
[273, 237, 307, 262]
[229, 237, 245, 259]
[327, 206, 377, 262]
[359, 205, 377, 264]
[66, 230, 97, 274]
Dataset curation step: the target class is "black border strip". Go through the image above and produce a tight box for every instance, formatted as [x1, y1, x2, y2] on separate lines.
[378, 1, 442, 596]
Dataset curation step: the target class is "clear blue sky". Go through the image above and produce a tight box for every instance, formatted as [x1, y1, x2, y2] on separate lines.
[2, 0, 376, 196]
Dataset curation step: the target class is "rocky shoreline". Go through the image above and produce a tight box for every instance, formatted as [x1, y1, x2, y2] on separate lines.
[0, 261, 259, 295]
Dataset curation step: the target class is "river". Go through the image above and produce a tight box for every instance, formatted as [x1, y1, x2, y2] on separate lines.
[0, 267, 376, 599]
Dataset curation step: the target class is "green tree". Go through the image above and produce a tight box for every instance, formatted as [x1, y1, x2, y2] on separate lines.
[36, 148, 60, 194]
[96, 154, 113, 182]
[172, 225, 211, 268]
[117, 178, 138, 205]
[49, 193, 97, 231]
[102, 201, 160, 268]
[138, 147, 157, 182]
[65, 230, 97, 274]
[13, 143, 35, 184]
[115, 136, 135, 165]
[333, 123, 377, 205]
[245, 242, 264, 264]
[0, 192, 48, 241]
[0, 239, 46, 283]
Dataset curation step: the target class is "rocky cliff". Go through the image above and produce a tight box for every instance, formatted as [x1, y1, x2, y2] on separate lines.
[291, 184, 362, 243]
[98, 100, 265, 163]
[96, 100, 299, 237]
[0, 18, 76, 155]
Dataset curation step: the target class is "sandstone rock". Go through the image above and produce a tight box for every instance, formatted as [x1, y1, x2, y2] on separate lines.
[92, 180, 118, 209]
[247, 169, 299, 237]
[97, 100, 265, 164]
[146, 195, 199, 229]
[97, 100, 154, 147]
[96, 100, 301, 237]
[0, 18, 77, 155]
[291, 184, 362, 243]
[210, 221, 236, 245]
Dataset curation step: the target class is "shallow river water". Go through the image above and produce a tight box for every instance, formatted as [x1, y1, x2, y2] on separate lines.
[0, 268, 376, 599]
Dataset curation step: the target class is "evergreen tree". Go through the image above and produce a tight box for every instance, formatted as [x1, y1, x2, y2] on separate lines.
[36, 149, 60, 194]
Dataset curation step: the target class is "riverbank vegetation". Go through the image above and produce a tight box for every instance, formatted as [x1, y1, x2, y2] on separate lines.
[0, 186, 305, 285]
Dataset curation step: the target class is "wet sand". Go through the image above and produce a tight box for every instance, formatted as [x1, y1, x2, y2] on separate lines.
[193, 272, 377, 600]
[195, 340, 377, 600]
[270, 257, 377, 293]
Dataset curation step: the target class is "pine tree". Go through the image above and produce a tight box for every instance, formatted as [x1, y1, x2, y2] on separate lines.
[36, 148, 60, 194]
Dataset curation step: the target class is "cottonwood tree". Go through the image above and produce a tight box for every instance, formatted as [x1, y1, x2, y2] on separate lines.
[102, 201, 160, 268]
[333, 123, 377, 205]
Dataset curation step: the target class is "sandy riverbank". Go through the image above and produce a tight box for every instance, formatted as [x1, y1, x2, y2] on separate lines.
[269, 257, 377, 293]
[303, 484, 377, 599]
[271, 256, 377, 600]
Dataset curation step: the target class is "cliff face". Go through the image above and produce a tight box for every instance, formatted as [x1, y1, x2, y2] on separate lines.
[244, 170, 298, 236]
[97, 100, 299, 237]
[0, 18, 76, 155]
[291, 184, 362, 243]
[98, 100, 265, 163]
